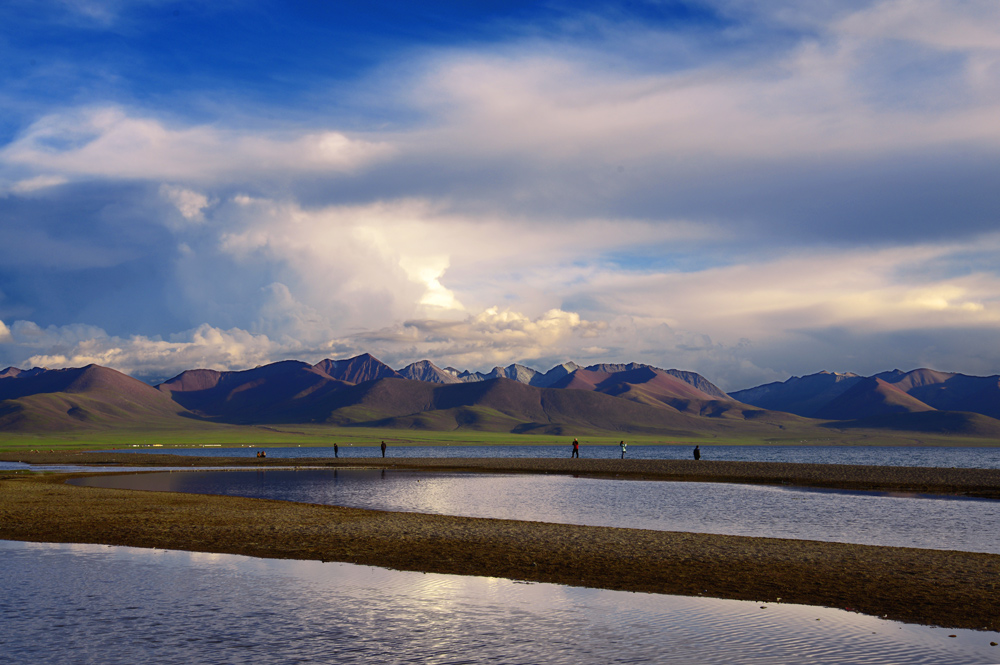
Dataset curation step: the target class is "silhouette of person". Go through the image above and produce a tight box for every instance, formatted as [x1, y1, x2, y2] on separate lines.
[693, 445, 701, 461]
[572, 438, 580, 458]
[334, 443, 339, 458]
[381, 440, 387, 458]
[620, 440, 627, 459]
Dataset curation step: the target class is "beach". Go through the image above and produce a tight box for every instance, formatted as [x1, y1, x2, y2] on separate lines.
[1, 453, 998, 632]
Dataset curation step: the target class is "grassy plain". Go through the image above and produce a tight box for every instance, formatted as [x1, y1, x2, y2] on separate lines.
[1, 421, 998, 453]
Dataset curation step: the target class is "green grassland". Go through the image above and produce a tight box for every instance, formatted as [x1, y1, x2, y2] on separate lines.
[2, 421, 997, 453]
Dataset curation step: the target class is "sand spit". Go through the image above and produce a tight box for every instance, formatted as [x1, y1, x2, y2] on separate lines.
[1, 458, 999, 632]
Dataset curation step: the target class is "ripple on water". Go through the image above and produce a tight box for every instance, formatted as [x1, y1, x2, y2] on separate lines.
[2, 541, 998, 665]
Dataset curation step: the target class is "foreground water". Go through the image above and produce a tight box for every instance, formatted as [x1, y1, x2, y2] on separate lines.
[119, 444, 1000, 468]
[3, 541, 997, 664]
[74, 469, 1000, 554]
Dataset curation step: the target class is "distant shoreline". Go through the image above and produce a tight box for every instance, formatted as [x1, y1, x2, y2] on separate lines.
[1, 464, 998, 633]
[5, 451, 1000, 498]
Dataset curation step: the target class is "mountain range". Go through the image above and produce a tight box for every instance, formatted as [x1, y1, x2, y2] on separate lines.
[729, 368, 1000, 437]
[2, 356, 1000, 438]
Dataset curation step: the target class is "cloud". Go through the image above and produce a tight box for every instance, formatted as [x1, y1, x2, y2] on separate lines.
[0, 306, 606, 383]
[837, 0, 1000, 52]
[1, 318, 285, 383]
[6, 175, 68, 194]
[406, 23, 1000, 169]
[209, 195, 711, 333]
[569, 237, 1000, 339]
[1, 107, 394, 184]
[347, 307, 605, 368]
[159, 184, 211, 223]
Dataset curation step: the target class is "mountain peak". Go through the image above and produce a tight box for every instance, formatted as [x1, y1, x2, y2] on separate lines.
[398, 360, 461, 384]
[313, 354, 401, 384]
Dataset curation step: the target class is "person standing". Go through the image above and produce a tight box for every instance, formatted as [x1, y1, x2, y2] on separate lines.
[571, 438, 580, 458]
[693, 445, 700, 460]
[381, 440, 387, 458]
[334, 443, 339, 458]
[620, 440, 627, 459]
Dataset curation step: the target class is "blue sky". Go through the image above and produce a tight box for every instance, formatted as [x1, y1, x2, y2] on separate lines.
[2, 0, 1000, 390]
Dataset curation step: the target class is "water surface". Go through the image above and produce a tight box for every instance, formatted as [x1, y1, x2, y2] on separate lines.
[3, 540, 997, 664]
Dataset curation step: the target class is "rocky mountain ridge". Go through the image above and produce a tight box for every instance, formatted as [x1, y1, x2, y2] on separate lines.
[4, 358, 1000, 436]
[731, 368, 1000, 421]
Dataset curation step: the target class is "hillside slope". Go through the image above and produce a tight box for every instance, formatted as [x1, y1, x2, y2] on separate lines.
[0, 365, 191, 432]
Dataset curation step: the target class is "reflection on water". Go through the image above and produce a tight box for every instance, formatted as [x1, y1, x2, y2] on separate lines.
[108, 444, 1000, 468]
[3, 540, 998, 665]
[74, 469, 1000, 554]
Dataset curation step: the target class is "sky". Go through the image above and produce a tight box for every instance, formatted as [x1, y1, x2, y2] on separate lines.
[1, 0, 1000, 391]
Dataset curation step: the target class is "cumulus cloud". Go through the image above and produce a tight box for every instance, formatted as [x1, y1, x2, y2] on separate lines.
[159, 184, 211, 223]
[205, 195, 712, 336]
[345, 307, 605, 368]
[0, 318, 287, 382]
[0, 307, 606, 384]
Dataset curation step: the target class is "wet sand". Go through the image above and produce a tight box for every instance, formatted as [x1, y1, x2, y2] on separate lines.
[1, 453, 999, 631]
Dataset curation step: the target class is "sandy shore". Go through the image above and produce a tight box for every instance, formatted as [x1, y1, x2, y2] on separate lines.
[2, 453, 999, 631]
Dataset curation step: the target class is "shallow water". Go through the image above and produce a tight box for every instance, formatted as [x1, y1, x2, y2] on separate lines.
[109, 444, 1000, 468]
[73, 469, 1000, 553]
[2, 540, 997, 664]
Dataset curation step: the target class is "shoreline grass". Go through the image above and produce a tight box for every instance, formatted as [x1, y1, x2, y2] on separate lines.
[2, 423, 999, 452]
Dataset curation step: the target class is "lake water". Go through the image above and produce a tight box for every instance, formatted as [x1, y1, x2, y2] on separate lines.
[112, 444, 1000, 468]
[3, 540, 998, 664]
[73, 469, 1000, 554]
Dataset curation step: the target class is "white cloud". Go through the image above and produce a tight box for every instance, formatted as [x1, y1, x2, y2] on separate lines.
[2, 107, 394, 183]
[0, 307, 605, 382]
[7, 175, 69, 194]
[335, 306, 607, 370]
[569, 238, 1000, 346]
[3, 320, 285, 381]
[208, 195, 709, 335]
[159, 184, 211, 223]
[837, 0, 1000, 51]
[404, 30, 1000, 173]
